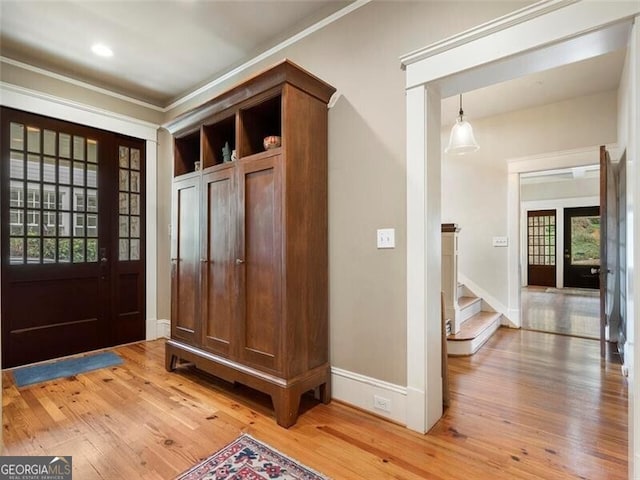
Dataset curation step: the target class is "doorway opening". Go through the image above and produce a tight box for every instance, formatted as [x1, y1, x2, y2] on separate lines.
[519, 165, 602, 339]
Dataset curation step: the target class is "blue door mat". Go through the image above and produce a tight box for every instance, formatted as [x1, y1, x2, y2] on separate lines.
[12, 351, 124, 387]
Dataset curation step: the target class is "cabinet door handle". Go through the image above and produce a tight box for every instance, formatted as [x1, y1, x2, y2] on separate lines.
[235, 259, 245, 265]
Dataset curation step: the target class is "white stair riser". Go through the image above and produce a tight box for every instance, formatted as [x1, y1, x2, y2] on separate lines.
[447, 316, 501, 356]
[459, 298, 482, 323]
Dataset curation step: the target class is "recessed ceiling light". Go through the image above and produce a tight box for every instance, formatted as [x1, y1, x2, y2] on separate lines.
[91, 43, 113, 57]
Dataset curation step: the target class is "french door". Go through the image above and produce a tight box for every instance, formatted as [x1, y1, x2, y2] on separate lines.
[563, 206, 600, 289]
[527, 210, 556, 287]
[1, 107, 146, 368]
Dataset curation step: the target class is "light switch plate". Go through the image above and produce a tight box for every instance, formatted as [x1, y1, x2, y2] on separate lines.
[377, 228, 395, 249]
[492, 236, 508, 247]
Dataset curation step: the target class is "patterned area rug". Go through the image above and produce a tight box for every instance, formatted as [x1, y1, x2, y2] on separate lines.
[175, 434, 330, 480]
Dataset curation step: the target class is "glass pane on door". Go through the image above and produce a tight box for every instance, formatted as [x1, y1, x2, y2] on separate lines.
[7, 122, 99, 265]
[570, 215, 600, 265]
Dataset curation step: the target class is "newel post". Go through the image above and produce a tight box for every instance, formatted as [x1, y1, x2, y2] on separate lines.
[441, 224, 460, 334]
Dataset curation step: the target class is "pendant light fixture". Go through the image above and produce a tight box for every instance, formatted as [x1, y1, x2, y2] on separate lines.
[445, 94, 479, 155]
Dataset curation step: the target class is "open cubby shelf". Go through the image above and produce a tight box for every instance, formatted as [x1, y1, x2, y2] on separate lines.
[173, 94, 282, 177]
[202, 115, 235, 168]
[174, 130, 200, 177]
[239, 95, 282, 158]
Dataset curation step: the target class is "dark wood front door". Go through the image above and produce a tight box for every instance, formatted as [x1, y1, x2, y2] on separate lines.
[1, 107, 146, 368]
[563, 206, 600, 290]
[527, 210, 556, 287]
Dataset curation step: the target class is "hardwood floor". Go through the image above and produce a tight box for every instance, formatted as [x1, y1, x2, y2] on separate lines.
[521, 286, 601, 339]
[2, 331, 627, 479]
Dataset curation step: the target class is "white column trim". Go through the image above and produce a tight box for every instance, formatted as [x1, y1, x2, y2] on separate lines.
[405, 84, 443, 434]
[406, 85, 427, 433]
[627, 18, 640, 480]
[145, 141, 158, 340]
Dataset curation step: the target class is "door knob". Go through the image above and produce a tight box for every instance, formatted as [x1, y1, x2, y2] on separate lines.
[235, 259, 245, 265]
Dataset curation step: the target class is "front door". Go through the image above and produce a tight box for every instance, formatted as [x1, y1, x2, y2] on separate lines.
[1, 107, 146, 368]
[563, 206, 600, 289]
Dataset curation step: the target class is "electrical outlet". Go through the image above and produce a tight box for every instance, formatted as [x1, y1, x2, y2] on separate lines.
[492, 236, 508, 247]
[373, 395, 391, 412]
[377, 228, 395, 249]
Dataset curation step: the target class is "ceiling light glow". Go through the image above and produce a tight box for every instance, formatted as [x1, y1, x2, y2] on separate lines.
[91, 43, 113, 57]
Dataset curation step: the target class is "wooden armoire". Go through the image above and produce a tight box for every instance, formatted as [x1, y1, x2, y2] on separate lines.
[165, 60, 335, 428]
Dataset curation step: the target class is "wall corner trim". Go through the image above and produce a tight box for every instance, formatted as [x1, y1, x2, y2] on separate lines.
[156, 319, 171, 339]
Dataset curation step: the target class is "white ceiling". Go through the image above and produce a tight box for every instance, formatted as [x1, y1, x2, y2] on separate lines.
[0, 1, 628, 117]
[441, 48, 627, 126]
[0, 0, 351, 106]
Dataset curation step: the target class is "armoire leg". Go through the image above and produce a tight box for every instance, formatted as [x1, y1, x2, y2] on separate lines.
[165, 351, 177, 372]
[272, 389, 302, 428]
[319, 379, 331, 404]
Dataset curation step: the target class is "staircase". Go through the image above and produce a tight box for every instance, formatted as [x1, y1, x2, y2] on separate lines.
[446, 283, 502, 356]
[442, 224, 502, 356]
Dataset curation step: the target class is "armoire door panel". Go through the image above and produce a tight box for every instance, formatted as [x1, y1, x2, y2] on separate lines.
[202, 170, 235, 355]
[239, 156, 282, 370]
[171, 177, 199, 342]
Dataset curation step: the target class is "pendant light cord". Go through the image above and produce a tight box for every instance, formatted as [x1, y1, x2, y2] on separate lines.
[458, 94, 464, 120]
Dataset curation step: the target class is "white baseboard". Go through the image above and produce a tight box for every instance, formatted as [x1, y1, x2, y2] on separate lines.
[156, 319, 171, 339]
[505, 309, 520, 327]
[331, 367, 407, 425]
[145, 317, 157, 341]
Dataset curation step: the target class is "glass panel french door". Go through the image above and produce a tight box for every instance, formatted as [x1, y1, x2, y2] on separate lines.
[527, 210, 556, 287]
[1, 107, 145, 367]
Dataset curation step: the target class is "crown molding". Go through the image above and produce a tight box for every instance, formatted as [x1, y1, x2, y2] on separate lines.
[0, 56, 165, 112]
[1, 0, 370, 117]
[0, 81, 159, 140]
[399, 0, 579, 68]
[164, 0, 370, 112]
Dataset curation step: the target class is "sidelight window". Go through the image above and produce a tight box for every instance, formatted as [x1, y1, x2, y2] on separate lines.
[118, 146, 142, 261]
